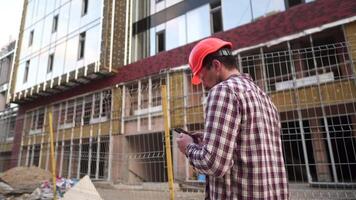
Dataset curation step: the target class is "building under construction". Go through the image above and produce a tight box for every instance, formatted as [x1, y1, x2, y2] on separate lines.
[0, 0, 355, 193]
[0, 41, 17, 172]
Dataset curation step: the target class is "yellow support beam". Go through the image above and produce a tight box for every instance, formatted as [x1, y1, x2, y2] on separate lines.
[48, 110, 57, 200]
[161, 84, 175, 200]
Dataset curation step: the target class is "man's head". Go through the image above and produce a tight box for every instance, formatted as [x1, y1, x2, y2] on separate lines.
[189, 37, 237, 89]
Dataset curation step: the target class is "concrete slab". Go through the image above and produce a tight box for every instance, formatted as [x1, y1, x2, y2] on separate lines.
[63, 175, 103, 200]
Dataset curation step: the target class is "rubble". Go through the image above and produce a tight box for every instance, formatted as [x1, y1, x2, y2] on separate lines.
[0, 167, 52, 199]
[0, 167, 101, 200]
[0, 167, 52, 194]
[0, 181, 14, 194]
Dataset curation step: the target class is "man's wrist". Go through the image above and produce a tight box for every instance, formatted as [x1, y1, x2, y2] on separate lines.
[185, 143, 195, 157]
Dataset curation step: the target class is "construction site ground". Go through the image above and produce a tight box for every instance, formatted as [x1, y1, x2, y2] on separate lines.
[1, 167, 356, 199]
[94, 182, 204, 200]
[94, 182, 356, 200]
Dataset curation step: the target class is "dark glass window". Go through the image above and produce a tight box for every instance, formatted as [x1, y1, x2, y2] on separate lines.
[24, 60, 30, 83]
[210, 1, 223, 33]
[29, 30, 34, 46]
[82, 0, 88, 16]
[52, 15, 59, 33]
[156, 31, 165, 53]
[285, 0, 304, 9]
[78, 32, 86, 59]
[47, 53, 54, 73]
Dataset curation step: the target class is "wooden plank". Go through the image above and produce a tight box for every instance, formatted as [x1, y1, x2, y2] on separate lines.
[345, 22, 356, 72]
[0, 143, 13, 152]
[186, 106, 204, 124]
[270, 80, 356, 112]
[101, 121, 110, 135]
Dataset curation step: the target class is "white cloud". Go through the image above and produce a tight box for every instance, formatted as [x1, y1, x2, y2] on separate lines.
[0, 0, 24, 48]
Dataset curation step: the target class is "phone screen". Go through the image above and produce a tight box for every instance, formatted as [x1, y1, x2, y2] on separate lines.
[174, 128, 190, 135]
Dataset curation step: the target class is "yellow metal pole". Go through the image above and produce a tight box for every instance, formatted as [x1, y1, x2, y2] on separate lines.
[161, 84, 175, 200]
[48, 110, 57, 200]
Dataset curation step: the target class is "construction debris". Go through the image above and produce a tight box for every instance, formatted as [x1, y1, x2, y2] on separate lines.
[0, 167, 102, 200]
[0, 166, 53, 199]
[0, 167, 52, 195]
[0, 181, 14, 195]
[63, 175, 103, 200]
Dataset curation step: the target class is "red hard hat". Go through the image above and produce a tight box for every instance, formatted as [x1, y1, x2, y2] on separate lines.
[189, 37, 232, 85]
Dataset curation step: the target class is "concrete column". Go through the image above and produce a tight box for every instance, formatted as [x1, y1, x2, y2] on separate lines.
[111, 135, 128, 183]
[309, 118, 332, 182]
[291, 43, 305, 79]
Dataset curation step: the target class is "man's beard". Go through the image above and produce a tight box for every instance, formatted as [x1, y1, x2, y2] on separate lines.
[204, 76, 224, 91]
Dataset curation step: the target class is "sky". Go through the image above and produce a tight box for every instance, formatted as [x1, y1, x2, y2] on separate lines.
[0, 0, 24, 49]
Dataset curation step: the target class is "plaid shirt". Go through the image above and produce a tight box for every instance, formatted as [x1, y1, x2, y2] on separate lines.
[186, 74, 289, 200]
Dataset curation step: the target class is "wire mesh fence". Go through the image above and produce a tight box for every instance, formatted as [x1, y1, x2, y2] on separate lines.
[0, 41, 356, 199]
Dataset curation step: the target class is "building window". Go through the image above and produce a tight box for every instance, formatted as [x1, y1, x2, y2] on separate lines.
[281, 120, 310, 182]
[52, 15, 59, 33]
[75, 97, 83, 126]
[323, 115, 356, 182]
[156, 30, 165, 53]
[65, 100, 75, 125]
[151, 78, 162, 107]
[125, 83, 138, 116]
[124, 78, 162, 117]
[264, 48, 292, 91]
[24, 60, 30, 83]
[155, 0, 163, 3]
[59, 100, 75, 128]
[91, 90, 112, 123]
[141, 80, 149, 109]
[29, 30, 34, 46]
[82, 0, 88, 16]
[78, 32, 86, 60]
[285, 0, 305, 9]
[83, 95, 92, 125]
[47, 53, 54, 73]
[29, 108, 45, 135]
[93, 92, 101, 119]
[210, 1, 223, 34]
[101, 90, 111, 118]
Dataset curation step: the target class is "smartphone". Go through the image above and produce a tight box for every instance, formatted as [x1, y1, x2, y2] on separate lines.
[173, 128, 191, 135]
[174, 128, 200, 143]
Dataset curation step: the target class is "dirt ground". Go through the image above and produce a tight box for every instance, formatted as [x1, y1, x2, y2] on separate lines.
[95, 183, 356, 200]
[97, 188, 204, 200]
[94, 182, 204, 200]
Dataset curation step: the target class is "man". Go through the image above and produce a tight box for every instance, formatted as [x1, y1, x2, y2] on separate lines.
[176, 37, 289, 199]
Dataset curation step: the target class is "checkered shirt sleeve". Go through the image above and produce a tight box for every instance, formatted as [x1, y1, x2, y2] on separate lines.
[186, 84, 240, 177]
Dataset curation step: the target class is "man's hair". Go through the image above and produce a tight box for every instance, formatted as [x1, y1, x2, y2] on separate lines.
[202, 48, 237, 70]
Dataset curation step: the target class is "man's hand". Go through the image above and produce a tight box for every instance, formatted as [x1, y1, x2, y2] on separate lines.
[191, 132, 204, 145]
[176, 133, 193, 154]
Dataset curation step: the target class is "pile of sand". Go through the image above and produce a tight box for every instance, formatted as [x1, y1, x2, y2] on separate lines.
[0, 166, 52, 193]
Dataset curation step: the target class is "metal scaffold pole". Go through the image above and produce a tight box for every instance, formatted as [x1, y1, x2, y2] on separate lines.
[161, 84, 175, 200]
[48, 110, 57, 200]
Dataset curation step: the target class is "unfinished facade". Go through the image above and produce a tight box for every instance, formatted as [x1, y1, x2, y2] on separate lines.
[6, 0, 356, 192]
[0, 41, 17, 172]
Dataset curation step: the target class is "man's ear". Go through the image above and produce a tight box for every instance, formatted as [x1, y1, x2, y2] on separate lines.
[212, 59, 221, 71]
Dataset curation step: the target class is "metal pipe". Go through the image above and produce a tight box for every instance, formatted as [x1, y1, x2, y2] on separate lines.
[161, 84, 175, 200]
[48, 110, 57, 200]
[287, 41, 312, 183]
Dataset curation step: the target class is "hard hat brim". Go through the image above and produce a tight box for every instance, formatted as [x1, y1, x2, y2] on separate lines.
[192, 75, 201, 85]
